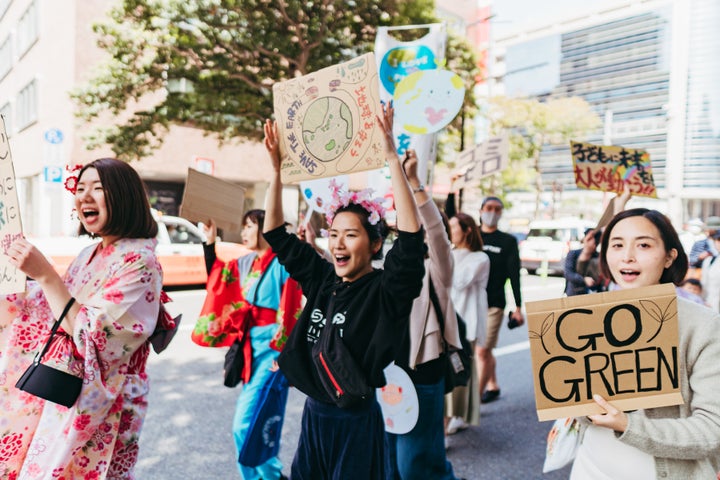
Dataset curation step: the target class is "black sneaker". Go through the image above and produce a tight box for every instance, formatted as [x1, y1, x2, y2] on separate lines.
[481, 389, 500, 403]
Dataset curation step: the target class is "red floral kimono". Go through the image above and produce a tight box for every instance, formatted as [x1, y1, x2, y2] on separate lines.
[191, 250, 302, 382]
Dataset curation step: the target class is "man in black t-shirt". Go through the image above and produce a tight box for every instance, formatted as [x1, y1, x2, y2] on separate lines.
[478, 196, 523, 404]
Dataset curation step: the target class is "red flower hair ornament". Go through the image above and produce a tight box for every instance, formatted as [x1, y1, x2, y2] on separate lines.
[64, 163, 83, 194]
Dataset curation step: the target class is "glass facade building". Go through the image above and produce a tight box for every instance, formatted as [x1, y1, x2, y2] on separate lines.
[495, 0, 720, 223]
[684, 0, 720, 192]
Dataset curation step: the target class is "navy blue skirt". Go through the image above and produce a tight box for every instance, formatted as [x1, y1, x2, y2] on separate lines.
[290, 396, 385, 480]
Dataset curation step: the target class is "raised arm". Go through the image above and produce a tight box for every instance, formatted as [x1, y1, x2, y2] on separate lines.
[377, 102, 420, 233]
[263, 119, 286, 232]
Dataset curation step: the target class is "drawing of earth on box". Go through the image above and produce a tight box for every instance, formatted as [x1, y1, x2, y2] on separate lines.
[273, 53, 386, 184]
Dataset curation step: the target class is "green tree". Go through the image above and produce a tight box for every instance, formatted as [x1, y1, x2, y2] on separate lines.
[73, 0, 477, 161]
[484, 96, 601, 218]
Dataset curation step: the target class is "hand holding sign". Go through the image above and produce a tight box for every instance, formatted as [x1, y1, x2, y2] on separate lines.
[5, 237, 54, 283]
[587, 394, 628, 432]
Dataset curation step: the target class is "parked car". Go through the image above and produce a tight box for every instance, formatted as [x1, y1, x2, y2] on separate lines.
[519, 219, 594, 275]
[29, 213, 249, 287]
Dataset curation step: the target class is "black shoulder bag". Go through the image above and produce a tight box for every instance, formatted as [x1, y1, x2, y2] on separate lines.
[16, 297, 83, 408]
[223, 265, 271, 388]
[312, 293, 374, 408]
[428, 278, 472, 394]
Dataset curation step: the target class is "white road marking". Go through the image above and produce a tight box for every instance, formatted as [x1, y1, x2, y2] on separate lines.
[495, 340, 530, 357]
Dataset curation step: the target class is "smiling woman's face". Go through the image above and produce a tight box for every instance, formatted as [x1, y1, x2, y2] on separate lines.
[75, 167, 108, 236]
[328, 211, 379, 283]
[605, 215, 677, 289]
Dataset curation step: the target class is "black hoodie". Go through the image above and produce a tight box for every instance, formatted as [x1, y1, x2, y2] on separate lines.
[264, 224, 425, 404]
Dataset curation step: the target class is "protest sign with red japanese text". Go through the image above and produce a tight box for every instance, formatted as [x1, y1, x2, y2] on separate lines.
[571, 141, 656, 198]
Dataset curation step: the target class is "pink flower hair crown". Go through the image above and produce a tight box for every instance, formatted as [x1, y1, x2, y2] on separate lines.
[322, 178, 386, 234]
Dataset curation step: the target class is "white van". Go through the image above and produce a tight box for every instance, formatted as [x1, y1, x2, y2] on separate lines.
[519, 219, 595, 275]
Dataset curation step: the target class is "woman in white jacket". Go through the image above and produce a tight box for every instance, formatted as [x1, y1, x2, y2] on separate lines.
[445, 212, 490, 434]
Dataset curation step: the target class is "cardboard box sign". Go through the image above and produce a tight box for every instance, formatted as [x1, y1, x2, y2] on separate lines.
[525, 283, 683, 421]
[179, 168, 246, 234]
[272, 52, 387, 184]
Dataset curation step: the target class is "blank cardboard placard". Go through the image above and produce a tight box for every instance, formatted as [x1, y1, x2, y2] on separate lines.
[526, 283, 682, 421]
[272, 52, 387, 184]
[0, 115, 25, 294]
[179, 168, 245, 233]
[571, 141, 656, 198]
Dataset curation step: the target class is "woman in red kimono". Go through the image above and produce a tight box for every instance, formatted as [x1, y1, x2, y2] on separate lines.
[192, 211, 302, 480]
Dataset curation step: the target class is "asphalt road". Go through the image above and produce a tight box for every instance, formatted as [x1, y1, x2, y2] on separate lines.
[136, 274, 572, 479]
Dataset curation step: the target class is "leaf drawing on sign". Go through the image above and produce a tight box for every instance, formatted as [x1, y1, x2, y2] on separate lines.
[640, 297, 677, 342]
[528, 313, 554, 355]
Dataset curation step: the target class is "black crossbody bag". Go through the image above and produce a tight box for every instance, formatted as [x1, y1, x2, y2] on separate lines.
[16, 298, 83, 407]
[311, 294, 374, 408]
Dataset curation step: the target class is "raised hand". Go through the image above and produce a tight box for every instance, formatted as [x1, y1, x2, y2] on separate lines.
[203, 219, 217, 245]
[376, 100, 397, 156]
[263, 119, 282, 172]
[402, 149, 419, 183]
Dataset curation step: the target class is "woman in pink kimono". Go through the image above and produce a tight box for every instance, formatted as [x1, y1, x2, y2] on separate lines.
[0, 158, 163, 479]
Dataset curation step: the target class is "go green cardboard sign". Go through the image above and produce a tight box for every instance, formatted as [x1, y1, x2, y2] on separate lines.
[526, 283, 683, 421]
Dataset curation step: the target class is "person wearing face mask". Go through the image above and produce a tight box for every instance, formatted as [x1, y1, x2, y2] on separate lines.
[476, 196, 523, 404]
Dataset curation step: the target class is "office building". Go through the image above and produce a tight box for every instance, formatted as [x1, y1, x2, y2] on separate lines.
[493, 0, 719, 226]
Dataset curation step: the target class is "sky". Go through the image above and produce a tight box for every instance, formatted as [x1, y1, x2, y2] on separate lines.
[490, 0, 617, 39]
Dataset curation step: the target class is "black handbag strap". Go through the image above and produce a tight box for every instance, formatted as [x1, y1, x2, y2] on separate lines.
[34, 297, 76, 363]
[248, 257, 273, 305]
[427, 276, 450, 353]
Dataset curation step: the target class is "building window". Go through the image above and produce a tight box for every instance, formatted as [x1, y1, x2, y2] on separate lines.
[0, 36, 11, 80]
[0, 0, 10, 21]
[16, 79, 37, 130]
[17, 0, 38, 57]
[0, 102, 11, 136]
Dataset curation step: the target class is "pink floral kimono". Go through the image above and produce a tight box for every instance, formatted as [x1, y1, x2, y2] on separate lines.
[0, 237, 162, 480]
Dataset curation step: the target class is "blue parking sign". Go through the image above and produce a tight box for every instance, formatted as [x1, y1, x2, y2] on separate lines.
[43, 166, 63, 183]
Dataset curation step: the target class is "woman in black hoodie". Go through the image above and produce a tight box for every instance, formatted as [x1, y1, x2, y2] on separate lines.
[261, 102, 425, 479]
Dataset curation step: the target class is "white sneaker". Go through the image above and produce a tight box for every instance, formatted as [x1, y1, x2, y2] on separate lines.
[446, 416, 469, 435]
